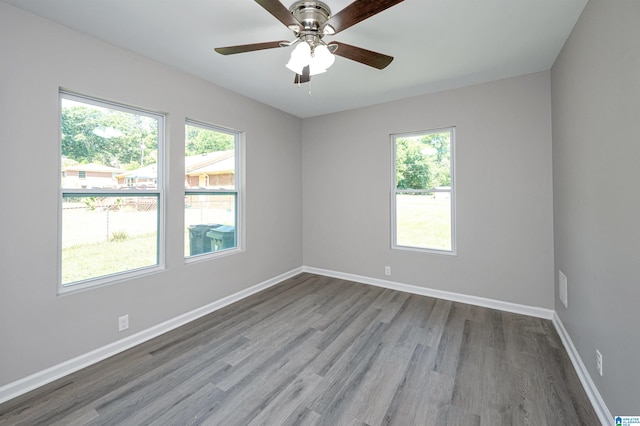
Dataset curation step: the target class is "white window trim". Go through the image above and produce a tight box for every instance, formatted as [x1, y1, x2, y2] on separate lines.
[184, 119, 245, 263]
[58, 91, 166, 294]
[390, 126, 457, 255]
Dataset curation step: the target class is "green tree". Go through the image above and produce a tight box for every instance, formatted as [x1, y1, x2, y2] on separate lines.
[420, 132, 451, 187]
[396, 137, 431, 190]
[61, 100, 158, 169]
[185, 125, 234, 155]
[396, 132, 451, 190]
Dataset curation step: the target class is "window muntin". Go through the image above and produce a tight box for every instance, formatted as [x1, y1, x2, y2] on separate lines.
[184, 121, 240, 258]
[59, 92, 164, 291]
[392, 128, 455, 253]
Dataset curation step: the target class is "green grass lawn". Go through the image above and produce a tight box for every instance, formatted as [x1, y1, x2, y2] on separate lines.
[62, 233, 157, 284]
[62, 196, 450, 284]
[61, 202, 235, 284]
[396, 194, 452, 251]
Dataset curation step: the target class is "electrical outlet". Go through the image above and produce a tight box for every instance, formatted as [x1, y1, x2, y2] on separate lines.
[118, 314, 129, 332]
[384, 266, 391, 276]
[596, 349, 603, 376]
[558, 270, 568, 308]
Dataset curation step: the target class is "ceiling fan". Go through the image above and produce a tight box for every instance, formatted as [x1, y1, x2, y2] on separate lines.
[214, 0, 404, 84]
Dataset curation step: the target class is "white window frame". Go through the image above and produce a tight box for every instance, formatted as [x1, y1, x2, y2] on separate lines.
[58, 91, 165, 294]
[391, 127, 456, 255]
[184, 119, 244, 262]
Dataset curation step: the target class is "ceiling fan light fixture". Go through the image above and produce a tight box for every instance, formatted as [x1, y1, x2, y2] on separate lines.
[216, 0, 402, 84]
[285, 57, 306, 74]
[287, 41, 335, 76]
[285, 41, 311, 74]
[292, 40, 312, 58]
[312, 44, 335, 70]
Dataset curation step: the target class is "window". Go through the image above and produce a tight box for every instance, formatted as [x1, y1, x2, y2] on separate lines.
[392, 127, 455, 253]
[184, 120, 241, 259]
[59, 92, 164, 292]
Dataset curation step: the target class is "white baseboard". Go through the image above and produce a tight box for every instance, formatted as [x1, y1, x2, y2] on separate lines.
[0, 266, 303, 405]
[302, 266, 554, 319]
[552, 312, 613, 426]
[1, 265, 609, 426]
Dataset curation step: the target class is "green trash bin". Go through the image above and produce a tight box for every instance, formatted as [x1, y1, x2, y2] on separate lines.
[188, 224, 221, 255]
[206, 225, 235, 252]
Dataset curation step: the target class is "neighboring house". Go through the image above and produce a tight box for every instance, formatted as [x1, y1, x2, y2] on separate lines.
[185, 150, 235, 189]
[116, 163, 159, 189]
[62, 163, 124, 189]
[117, 150, 234, 189]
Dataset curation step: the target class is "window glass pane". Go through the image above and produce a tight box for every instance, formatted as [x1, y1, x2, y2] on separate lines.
[185, 194, 237, 257]
[185, 124, 235, 190]
[393, 128, 454, 253]
[61, 195, 158, 285]
[59, 93, 163, 291]
[396, 192, 452, 251]
[61, 98, 159, 190]
[184, 121, 239, 260]
[395, 132, 451, 190]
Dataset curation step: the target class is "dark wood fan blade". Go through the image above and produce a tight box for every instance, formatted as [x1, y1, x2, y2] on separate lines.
[294, 66, 311, 84]
[322, 0, 404, 34]
[330, 42, 393, 69]
[215, 41, 288, 55]
[255, 0, 301, 29]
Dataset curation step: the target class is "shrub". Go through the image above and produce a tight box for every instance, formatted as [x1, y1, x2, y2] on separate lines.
[110, 230, 129, 241]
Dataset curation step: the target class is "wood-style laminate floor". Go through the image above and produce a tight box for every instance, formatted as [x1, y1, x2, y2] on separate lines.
[0, 273, 599, 425]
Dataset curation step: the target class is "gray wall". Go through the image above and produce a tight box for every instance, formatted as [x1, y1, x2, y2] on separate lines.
[0, 3, 302, 387]
[551, 0, 640, 414]
[303, 71, 555, 309]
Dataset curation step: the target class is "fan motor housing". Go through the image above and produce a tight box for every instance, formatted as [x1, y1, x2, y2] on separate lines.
[289, 1, 332, 31]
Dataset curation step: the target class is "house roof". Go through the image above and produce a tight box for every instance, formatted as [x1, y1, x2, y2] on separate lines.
[187, 155, 234, 176]
[117, 164, 158, 179]
[120, 150, 234, 179]
[185, 150, 234, 174]
[64, 163, 125, 173]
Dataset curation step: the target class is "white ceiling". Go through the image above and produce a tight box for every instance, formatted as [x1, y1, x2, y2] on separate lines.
[3, 0, 587, 118]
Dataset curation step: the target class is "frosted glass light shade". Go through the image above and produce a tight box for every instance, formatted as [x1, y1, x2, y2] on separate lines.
[313, 45, 335, 70]
[285, 42, 311, 74]
[308, 44, 335, 76]
[285, 42, 335, 76]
